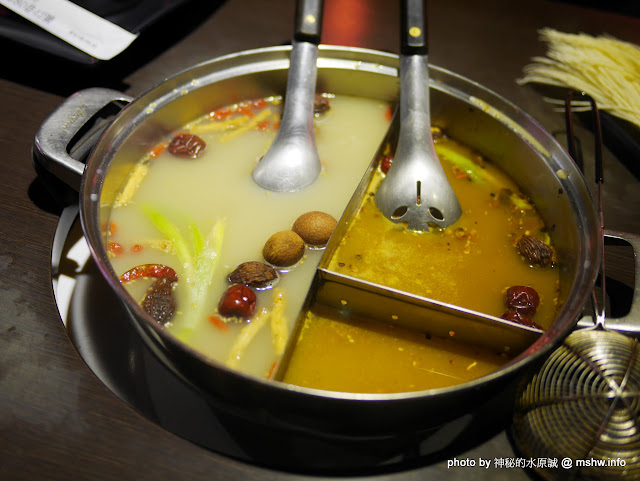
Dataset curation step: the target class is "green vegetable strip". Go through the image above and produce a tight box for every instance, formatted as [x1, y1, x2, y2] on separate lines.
[143, 206, 193, 270]
[189, 223, 205, 257]
[142, 205, 226, 341]
[436, 145, 499, 186]
[182, 218, 227, 334]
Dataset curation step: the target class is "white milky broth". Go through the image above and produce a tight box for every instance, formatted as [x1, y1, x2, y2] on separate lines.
[107, 95, 391, 377]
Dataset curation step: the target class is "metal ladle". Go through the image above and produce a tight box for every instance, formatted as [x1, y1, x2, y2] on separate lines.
[375, 0, 461, 230]
[252, 0, 324, 192]
[511, 93, 640, 481]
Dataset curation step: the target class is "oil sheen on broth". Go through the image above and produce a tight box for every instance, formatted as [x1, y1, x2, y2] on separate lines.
[282, 305, 510, 393]
[327, 133, 560, 328]
[282, 132, 559, 392]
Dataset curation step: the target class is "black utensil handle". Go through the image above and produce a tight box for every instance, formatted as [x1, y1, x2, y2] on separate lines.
[295, 0, 324, 44]
[565, 91, 603, 184]
[401, 0, 428, 55]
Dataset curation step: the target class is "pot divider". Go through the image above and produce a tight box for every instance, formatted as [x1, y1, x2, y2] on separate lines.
[273, 101, 545, 381]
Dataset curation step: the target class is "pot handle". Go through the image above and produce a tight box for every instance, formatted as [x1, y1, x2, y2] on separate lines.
[33, 88, 133, 192]
[577, 229, 640, 334]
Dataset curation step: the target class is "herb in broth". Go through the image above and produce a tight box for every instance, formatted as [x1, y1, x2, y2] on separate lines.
[280, 131, 559, 394]
[119, 264, 179, 324]
[143, 207, 226, 339]
[107, 90, 557, 391]
[328, 129, 559, 330]
[107, 93, 394, 378]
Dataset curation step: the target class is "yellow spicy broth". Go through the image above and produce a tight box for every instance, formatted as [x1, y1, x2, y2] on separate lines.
[327, 134, 560, 328]
[282, 133, 559, 393]
[106, 95, 392, 378]
[282, 305, 510, 393]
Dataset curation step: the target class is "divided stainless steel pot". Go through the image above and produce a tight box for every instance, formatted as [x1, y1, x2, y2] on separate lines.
[34, 45, 603, 438]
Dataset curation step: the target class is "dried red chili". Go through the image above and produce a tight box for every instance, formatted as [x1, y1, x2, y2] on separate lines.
[120, 264, 179, 325]
[266, 361, 278, 379]
[208, 316, 229, 332]
[119, 264, 178, 283]
[237, 105, 255, 117]
[167, 133, 206, 159]
[211, 108, 233, 120]
[256, 120, 271, 131]
[103, 222, 117, 235]
[108, 241, 123, 256]
[251, 98, 267, 110]
[149, 141, 169, 159]
[384, 106, 393, 122]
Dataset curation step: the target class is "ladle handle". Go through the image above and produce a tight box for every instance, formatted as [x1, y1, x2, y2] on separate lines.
[401, 0, 428, 55]
[295, 0, 324, 44]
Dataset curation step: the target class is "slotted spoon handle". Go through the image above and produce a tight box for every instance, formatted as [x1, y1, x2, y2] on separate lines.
[401, 0, 428, 55]
[374, 0, 461, 230]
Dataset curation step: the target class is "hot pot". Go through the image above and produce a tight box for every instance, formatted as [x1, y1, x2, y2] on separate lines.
[34, 45, 601, 440]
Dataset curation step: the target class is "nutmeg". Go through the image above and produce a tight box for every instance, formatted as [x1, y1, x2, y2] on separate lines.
[263, 231, 306, 267]
[292, 211, 337, 247]
[516, 235, 554, 267]
[314, 93, 331, 114]
[141, 278, 176, 325]
[228, 261, 278, 288]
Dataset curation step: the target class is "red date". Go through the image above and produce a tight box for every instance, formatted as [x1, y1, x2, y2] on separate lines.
[218, 284, 257, 319]
[168, 133, 206, 158]
[380, 155, 393, 174]
[505, 286, 540, 316]
[501, 310, 541, 329]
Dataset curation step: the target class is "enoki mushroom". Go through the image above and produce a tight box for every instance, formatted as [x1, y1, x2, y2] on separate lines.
[518, 28, 640, 128]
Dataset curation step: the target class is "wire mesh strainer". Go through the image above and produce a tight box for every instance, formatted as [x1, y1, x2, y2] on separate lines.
[511, 93, 640, 480]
